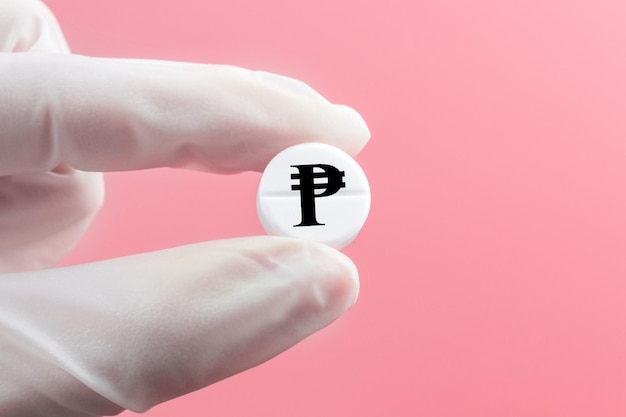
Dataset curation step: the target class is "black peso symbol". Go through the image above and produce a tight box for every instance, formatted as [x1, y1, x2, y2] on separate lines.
[291, 164, 346, 227]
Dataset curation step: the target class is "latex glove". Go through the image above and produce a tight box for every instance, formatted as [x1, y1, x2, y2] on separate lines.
[0, 1, 370, 416]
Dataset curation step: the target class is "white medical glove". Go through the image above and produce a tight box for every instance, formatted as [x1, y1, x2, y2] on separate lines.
[0, 1, 370, 416]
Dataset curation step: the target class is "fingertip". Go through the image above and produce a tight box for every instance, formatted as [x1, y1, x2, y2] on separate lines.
[275, 238, 361, 319]
[245, 69, 370, 159]
[229, 236, 361, 317]
[336, 104, 371, 157]
[309, 240, 361, 309]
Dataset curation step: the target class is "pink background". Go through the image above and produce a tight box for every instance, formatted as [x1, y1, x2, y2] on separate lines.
[47, 0, 626, 416]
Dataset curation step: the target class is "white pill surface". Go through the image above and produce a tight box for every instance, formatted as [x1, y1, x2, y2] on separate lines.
[257, 143, 371, 249]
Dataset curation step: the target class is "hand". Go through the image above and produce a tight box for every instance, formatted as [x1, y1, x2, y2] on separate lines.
[0, 1, 370, 416]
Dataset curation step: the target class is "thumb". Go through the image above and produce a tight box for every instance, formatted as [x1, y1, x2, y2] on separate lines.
[0, 237, 359, 416]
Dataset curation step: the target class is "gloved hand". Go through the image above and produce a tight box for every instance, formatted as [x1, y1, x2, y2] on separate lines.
[0, 1, 370, 416]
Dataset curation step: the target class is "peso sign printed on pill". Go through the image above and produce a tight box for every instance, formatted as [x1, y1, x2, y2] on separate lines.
[257, 143, 371, 249]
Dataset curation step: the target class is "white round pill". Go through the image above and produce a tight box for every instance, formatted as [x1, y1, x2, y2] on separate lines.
[257, 142, 371, 249]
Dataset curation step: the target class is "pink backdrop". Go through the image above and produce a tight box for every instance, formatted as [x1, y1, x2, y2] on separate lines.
[48, 0, 626, 416]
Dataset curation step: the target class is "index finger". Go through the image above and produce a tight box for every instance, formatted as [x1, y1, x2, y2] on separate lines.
[0, 53, 370, 176]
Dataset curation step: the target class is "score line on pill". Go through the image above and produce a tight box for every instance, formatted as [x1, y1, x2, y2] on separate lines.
[257, 142, 371, 249]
